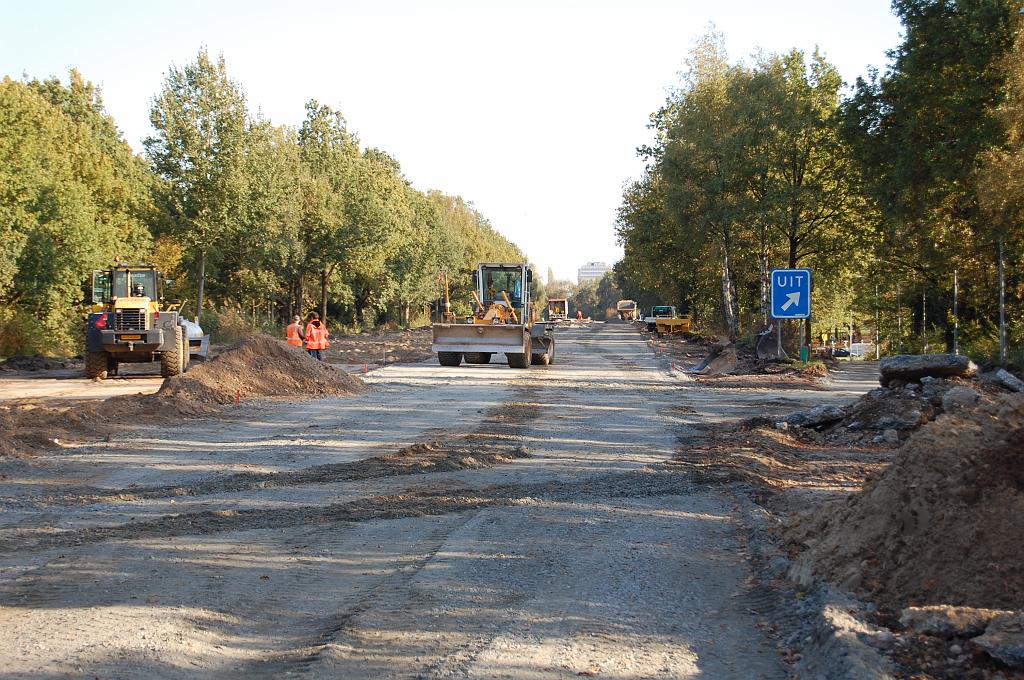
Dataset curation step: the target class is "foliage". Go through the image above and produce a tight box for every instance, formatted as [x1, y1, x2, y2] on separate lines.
[618, 10, 1022, 361]
[0, 72, 152, 352]
[0, 50, 525, 354]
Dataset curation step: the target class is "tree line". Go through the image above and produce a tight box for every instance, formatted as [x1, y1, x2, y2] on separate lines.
[615, 1, 1023, 363]
[0, 50, 524, 356]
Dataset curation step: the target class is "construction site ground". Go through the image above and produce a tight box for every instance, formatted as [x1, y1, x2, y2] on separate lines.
[0, 322, 948, 679]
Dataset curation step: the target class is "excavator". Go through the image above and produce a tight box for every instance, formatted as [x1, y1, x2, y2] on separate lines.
[432, 263, 554, 368]
[84, 264, 209, 379]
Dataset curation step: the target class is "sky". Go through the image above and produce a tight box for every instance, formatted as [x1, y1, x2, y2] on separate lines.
[1, 0, 903, 282]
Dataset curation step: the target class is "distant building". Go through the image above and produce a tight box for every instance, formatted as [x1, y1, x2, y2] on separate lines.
[577, 261, 611, 285]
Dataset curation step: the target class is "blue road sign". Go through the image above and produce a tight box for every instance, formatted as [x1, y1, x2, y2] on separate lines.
[771, 268, 812, 319]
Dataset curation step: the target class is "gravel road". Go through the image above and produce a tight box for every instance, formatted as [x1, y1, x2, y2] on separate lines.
[0, 322, 875, 678]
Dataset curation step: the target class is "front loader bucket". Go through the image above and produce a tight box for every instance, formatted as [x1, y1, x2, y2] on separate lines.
[431, 323, 530, 356]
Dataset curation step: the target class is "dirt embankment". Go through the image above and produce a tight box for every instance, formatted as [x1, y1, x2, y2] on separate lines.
[785, 393, 1024, 613]
[0, 335, 365, 458]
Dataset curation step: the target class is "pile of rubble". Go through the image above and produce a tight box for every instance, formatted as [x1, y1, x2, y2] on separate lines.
[775, 354, 1023, 446]
[779, 355, 1024, 674]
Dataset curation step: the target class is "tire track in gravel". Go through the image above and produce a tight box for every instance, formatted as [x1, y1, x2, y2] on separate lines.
[0, 467, 693, 554]
[0, 387, 544, 510]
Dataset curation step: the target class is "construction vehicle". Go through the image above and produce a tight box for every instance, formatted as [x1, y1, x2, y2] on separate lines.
[615, 299, 637, 321]
[432, 263, 554, 368]
[547, 298, 569, 321]
[643, 305, 693, 336]
[84, 264, 209, 380]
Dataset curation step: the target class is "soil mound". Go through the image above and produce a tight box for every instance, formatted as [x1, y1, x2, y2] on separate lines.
[785, 393, 1024, 612]
[0, 354, 78, 371]
[158, 335, 365, 410]
[1, 335, 366, 457]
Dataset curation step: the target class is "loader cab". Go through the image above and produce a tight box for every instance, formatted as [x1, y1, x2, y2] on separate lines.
[475, 263, 532, 321]
[91, 266, 162, 305]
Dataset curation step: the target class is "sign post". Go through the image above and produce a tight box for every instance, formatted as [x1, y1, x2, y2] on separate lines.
[771, 269, 812, 358]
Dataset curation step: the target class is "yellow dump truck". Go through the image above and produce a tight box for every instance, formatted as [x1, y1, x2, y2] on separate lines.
[547, 298, 568, 321]
[432, 263, 554, 368]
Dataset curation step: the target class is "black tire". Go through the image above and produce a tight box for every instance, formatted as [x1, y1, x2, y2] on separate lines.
[107, 355, 119, 377]
[161, 327, 184, 378]
[438, 351, 463, 367]
[85, 351, 109, 380]
[464, 352, 492, 364]
[181, 329, 191, 370]
[531, 352, 550, 366]
[506, 352, 530, 369]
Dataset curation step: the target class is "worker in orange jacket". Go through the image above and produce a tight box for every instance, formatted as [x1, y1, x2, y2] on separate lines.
[285, 315, 305, 347]
[304, 312, 330, 361]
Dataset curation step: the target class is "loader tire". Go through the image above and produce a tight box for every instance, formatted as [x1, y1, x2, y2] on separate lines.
[182, 330, 191, 370]
[437, 351, 463, 367]
[531, 337, 555, 366]
[464, 352, 492, 364]
[161, 327, 184, 378]
[85, 351, 109, 380]
[506, 352, 530, 369]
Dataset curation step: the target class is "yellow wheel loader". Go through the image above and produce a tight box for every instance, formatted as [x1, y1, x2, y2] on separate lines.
[432, 263, 554, 369]
[84, 264, 209, 380]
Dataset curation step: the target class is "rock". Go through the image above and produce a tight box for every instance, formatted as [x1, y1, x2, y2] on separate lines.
[975, 614, 1024, 669]
[847, 420, 864, 431]
[995, 368, 1024, 393]
[899, 605, 1013, 639]
[920, 376, 940, 385]
[950, 644, 963, 655]
[875, 410, 925, 430]
[880, 354, 978, 387]
[942, 385, 981, 411]
[881, 428, 900, 444]
[783, 404, 846, 428]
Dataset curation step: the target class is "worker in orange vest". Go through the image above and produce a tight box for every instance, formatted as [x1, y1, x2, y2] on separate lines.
[304, 312, 330, 361]
[285, 315, 305, 348]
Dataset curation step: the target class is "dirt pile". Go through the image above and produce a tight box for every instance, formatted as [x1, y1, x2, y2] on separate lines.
[158, 334, 365, 410]
[1, 335, 366, 457]
[0, 355, 79, 371]
[0, 399, 115, 457]
[785, 393, 1024, 612]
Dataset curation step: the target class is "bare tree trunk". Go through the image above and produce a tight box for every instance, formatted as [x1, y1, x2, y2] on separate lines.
[999, 236, 1006, 364]
[195, 250, 206, 324]
[287, 278, 294, 321]
[296, 274, 304, 319]
[320, 269, 328, 324]
[720, 250, 739, 341]
[759, 250, 770, 327]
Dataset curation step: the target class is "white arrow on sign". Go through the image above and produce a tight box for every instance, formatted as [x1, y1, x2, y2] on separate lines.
[781, 292, 801, 311]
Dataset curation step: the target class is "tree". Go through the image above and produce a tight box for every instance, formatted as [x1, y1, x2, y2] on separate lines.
[145, 49, 249, 321]
[840, 0, 1019, 352]
[0, 73, 152, 352]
